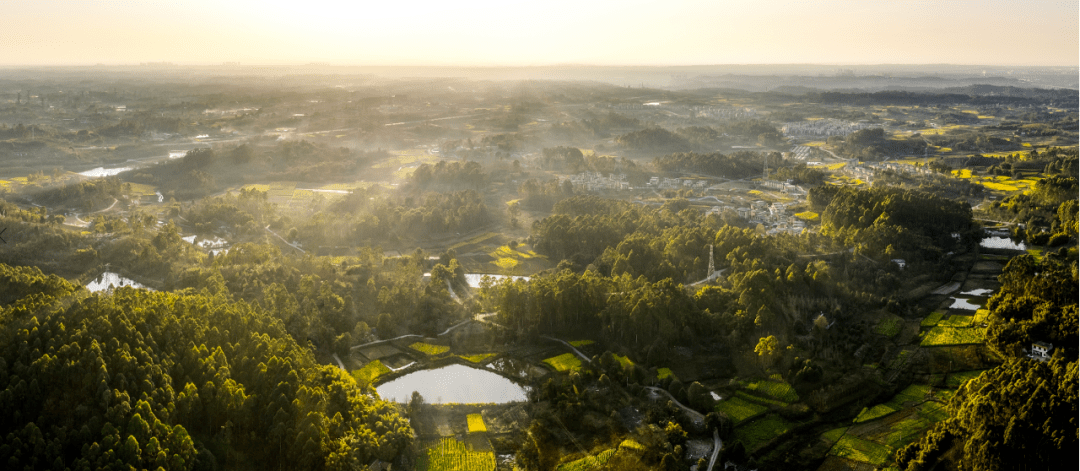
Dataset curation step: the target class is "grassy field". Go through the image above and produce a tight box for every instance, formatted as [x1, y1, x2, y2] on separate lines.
[921, 326, 985, 346]
[466, 413, 487, 433]
[568, 340, 594, 347]
[875, 315, 904, 337]
[351, 360, 391, 386]
[794, 211, 819, 220]
[410, 342, 451, 356]
[543, 353, 583, 372]
[829, 434, 894, 467]
[715, 395, 769, 424]
[459, 353, 496, 363]
[656, 368, 676, 380]
[126, 182, 157, 196]
[733, 415, 796, 452]
[416, 437, 496, 471]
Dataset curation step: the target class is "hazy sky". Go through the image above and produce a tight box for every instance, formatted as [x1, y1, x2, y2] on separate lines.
[3, 0, 1076, 66]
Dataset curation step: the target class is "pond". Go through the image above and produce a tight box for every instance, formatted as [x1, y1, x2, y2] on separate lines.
[464, 274, 531, 288]
[86, 272, 149, 293]
[375, 364, 529, 404]
[949, 297, 981, 310]
[980, 236, 1026, 251]
[78, 167, 132, 177]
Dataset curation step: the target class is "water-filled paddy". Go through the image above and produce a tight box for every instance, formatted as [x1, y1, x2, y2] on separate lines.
[375, 364, 529, 404]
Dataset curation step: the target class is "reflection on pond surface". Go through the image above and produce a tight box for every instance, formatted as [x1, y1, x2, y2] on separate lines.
[980, 236, 1026, 251]
[78, 167, 132, 177]
[86, 272, 148, 293]
[464, 274, 531, 288]
[375, 364, 529, 404]
[949, 297, 981, 310]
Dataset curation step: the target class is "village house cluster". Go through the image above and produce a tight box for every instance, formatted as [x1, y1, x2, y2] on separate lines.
[646, 176, 709, 191]
[564, 171, 631, 191]
[782, 119, 878, 138]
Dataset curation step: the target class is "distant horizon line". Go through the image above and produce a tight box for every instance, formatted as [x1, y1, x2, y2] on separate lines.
[0, 62, 1076, 69]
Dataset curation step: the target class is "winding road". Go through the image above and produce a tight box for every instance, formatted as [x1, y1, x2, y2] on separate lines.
[540, 336, 592, 363]
[349, 318, 475, 351]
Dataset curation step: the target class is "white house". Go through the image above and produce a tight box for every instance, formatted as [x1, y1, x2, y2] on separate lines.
[1032, 341, 1053, 361]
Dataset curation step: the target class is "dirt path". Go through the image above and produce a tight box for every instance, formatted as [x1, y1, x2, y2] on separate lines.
[264, 225, 305, 253]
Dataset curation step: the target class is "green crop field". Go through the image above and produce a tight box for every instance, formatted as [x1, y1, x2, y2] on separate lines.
[410, 342, 451, 356]
[892, 384, 931, 405]
[939, 315, 973, 327]
[716, 395, 769, 424]
[656, 367, 676, 380]
[736, 391, 789, 408]
[920, 326, 985, 346]
[351, 360, 391, 386]
[543, 353, 583, 372]
[821, 427, 848, 444]
[946, 370, 987, 389]
[733, 415, 795, 452]
[854, 404, 900, 423]
[568, 340, 594, 347]
[829, 434, 895, 467]
[875, 315, 904, 337]
[742, 378, 799, 403]
[459, 353, 496, 363]
[416, 437, 496, 471]
[920, 312, 944, 327]
[619, 439, 645, 453]
[555, 448, 616, 471]
[467, 413, 487, 433]
[854, 384, 931, 424]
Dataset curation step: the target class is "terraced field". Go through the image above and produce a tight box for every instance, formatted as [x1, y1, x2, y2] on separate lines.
[715, 395, 769, 424]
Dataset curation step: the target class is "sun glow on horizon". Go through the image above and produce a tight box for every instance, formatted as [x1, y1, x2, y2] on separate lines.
[2, 0, 1076, 67]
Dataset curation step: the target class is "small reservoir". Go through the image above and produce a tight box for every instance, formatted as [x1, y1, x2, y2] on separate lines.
[375, 364, 529, 404]
[980, 236, 1026, 251]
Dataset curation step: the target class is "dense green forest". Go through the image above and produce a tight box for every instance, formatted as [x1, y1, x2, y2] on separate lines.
[0, 264, 412, 470]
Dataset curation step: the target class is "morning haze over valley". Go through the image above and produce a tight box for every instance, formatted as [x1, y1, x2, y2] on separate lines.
[0, 1, 1076, 470]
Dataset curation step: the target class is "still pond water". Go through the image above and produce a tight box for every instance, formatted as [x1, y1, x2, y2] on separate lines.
[86, 272, 148, 293]
[375, 364, 529, 404]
